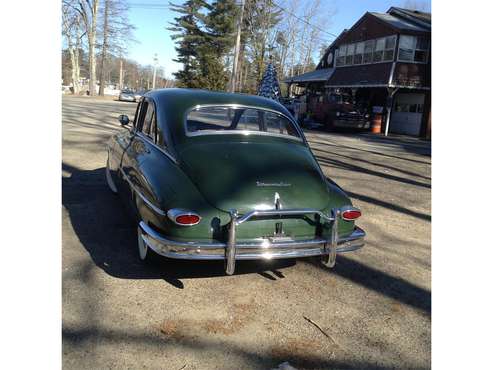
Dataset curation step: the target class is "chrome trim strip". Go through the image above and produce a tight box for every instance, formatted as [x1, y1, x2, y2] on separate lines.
[183, 104, 307, 145]
[135, 132, 178, 164]
[186, 129, 304, 143]
[119, 168, 167, 216]
[235, 208, 334, 225]
[166, 208, 201, 226]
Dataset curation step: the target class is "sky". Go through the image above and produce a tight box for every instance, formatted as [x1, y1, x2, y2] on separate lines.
[126, 0, 431, 79]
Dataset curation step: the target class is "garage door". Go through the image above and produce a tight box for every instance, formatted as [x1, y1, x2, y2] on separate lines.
[390, 93, 425, 136]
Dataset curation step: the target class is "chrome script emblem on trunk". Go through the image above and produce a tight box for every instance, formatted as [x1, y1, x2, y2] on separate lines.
[256, 181, 291, 187]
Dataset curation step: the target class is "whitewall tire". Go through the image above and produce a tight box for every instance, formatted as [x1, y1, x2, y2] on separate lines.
[138, 226, 148, 260]
[106, 157, 118, 194]
[137, 225, 158, 263]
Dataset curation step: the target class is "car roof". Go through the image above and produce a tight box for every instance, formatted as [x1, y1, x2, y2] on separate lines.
[146, 88, 296, 146]
[147, 88, 289, 113]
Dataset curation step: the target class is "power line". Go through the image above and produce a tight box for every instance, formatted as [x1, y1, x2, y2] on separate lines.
[127, 3, 171, 9]
[271, 0, 340, 40]
[128, 1, 338, 43]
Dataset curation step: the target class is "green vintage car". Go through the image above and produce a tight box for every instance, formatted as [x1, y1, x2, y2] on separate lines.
[106, 88, 365, 275]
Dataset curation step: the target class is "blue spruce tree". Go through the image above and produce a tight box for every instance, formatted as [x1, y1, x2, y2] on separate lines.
[257, 60, 281, 101]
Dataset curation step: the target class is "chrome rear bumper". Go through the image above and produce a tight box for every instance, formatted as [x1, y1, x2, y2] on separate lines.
[139, 207, 365, 275]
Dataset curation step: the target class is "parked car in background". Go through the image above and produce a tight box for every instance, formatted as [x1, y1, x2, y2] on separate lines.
[118, 89, 137, 102]
[133, 89, 149, 102]
[310, 92, 371, 130]
[106, 88, 365, 275]
[280, 97, 302, 115]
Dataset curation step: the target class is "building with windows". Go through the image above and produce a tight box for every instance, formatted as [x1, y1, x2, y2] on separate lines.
[285, 7, 431, 138]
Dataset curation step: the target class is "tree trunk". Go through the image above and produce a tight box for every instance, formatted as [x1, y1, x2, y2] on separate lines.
[87, 0, 100, 96]
[119, 59, 123, 89]
[229, 0, 245, 92]
[98, 0, 110, 96]
[74, 29, 81, 94]
[68, 47, 79, 94]
[62, 9, 81, 94]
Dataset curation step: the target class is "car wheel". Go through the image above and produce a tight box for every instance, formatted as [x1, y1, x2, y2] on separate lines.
[325, 118, 335, 132]
[137, 225, 159, 263]
[105, 157, 118, 194]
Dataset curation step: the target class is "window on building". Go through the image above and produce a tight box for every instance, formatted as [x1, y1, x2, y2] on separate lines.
[373, 38, 385, 62]
[335, 35, 397, 67]
[354, 42, 364, 65]
[345, 43, 355, 65]
[398, 35, 429, 63]
[383, 35, 396, 61]
[397, 35, 415, 61]
[414, 37, 429, 63]
[363, 40, 375, 64]
[336, 45, 346, 66]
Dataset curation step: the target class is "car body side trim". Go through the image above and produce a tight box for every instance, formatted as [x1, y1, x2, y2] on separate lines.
[119, 168, 167, 216]
[135, 132, 178, 164]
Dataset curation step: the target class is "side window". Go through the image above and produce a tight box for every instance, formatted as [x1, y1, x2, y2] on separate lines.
[141, 101, 155, 139]
[136, 102, 148, 131]
[149, 114, 156, 141]
[133, 101, 143, 128]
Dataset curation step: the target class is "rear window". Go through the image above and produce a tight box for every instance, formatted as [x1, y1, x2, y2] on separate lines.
[186, 106, 301, 140]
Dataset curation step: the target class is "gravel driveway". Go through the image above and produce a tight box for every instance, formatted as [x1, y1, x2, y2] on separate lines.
[62, 95, 431, 369]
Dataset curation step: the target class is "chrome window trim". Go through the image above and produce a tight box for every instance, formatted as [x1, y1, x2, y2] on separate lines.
[183, 104, 306, 144]
[135, 131, 178, 164]
[119, 167, 167, 216]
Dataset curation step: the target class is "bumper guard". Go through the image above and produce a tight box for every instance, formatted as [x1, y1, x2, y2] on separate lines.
[139, 207, 365, 275]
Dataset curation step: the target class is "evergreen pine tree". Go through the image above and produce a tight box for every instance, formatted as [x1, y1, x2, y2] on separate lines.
[168, 0, 208, 88]
[257, 58, 281, 101]
[169, 0, 238, 90]
[198, 0, 238, 90]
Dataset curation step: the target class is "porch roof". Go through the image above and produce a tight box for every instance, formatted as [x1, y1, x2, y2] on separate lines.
[283, 68, 334, 84]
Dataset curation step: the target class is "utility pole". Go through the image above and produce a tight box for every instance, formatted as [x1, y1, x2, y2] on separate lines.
[229, 0, 245, 93]
[152, 54, 158, 89]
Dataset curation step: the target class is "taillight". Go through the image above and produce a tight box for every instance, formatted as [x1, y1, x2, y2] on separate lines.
[167, 209, 201, 226]
[341, 207, 361, 221]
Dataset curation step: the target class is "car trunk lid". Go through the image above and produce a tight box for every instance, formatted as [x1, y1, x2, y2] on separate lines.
[178, 140, 331, 215]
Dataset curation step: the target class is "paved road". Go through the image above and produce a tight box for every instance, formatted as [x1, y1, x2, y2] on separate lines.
[62, 95, 431, 369]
